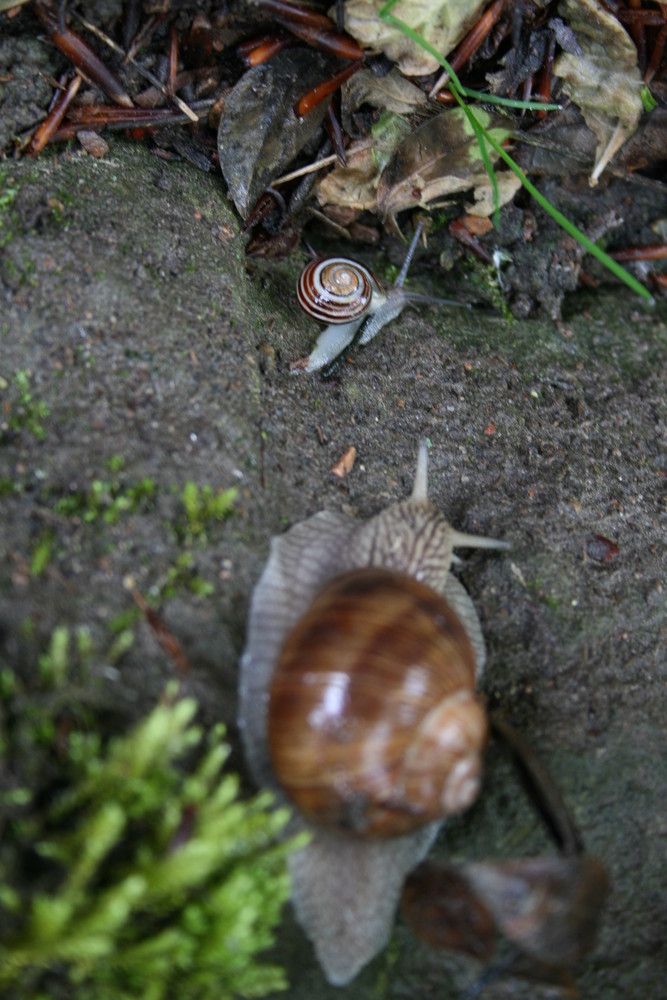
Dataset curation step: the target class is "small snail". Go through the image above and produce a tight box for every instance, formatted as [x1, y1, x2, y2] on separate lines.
[291, 221, 458, 374]
[239, 442, 509, 984]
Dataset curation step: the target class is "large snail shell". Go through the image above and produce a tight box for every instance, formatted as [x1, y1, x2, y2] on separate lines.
[296, 256, 381, 323]
[269, 567, 488, 837]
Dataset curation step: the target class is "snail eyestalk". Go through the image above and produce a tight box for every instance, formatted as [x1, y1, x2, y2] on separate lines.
[411, 439, 429, 502]
[448, 529, 511, 552]
[395, 219, 424, 287]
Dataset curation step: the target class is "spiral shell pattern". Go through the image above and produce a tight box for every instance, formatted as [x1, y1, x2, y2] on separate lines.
[297, 257, 377, 324]
[268, 567, 485, 837]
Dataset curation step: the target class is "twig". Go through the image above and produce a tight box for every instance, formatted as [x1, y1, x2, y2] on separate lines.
[77, 15, 198, 123]
[272, 139, 371, 186]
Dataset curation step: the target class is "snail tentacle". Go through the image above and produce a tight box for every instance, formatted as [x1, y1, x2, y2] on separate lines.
[395, 218, 424, 286]
[356, 289, 407, 346]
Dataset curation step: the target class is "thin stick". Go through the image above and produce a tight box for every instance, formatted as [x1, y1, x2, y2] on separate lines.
[491, 714, 583, 856]
[78, 16, 198, 123]
[34, 8, 133, 108]
[272, 140, 372, 186]
[307, 208, 352, 239]
[28, 74, 81, 155]
[429, 0, 504, 98]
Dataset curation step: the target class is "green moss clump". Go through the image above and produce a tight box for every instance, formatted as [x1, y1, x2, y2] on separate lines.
[0, 171, 19, 249]
[0, 684, 304, 999]
[177, 484, 238, 543]
[1, 369, 51, 441]
[54, 476, 157, 525]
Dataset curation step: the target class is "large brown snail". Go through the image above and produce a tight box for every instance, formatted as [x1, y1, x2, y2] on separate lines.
[291, 222, 461, 374]
[238, 441, 509, 984]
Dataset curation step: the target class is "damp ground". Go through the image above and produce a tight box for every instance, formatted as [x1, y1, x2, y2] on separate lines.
[0, 133, 665, 999]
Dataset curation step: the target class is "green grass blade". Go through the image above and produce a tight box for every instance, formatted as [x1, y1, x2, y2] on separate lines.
[475, 130, 653, 301]
[459, 89, 562, 111]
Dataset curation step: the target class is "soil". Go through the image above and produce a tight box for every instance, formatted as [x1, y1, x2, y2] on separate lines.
[1, 9, 666, 1000]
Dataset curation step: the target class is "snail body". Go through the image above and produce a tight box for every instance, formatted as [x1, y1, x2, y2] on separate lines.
[239, 442, 508, 984]
[292, 221, 443, 373]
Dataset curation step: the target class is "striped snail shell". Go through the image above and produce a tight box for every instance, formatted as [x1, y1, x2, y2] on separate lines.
[239, 442, 509, 985]
[296, 256, 382, 323]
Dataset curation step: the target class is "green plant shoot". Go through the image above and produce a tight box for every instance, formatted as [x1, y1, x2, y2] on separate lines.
[0, 685, 306, 999]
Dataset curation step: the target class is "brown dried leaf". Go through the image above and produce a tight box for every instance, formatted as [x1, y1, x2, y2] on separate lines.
[316, 110, 413, 213]
[331, 446, 357, 478]
[514, 107, 597, 176]
[342, 0, 487, 76]
[343, 67, 428, 116]
[376, 108, 513, 230]
[463, 857, 610, 966]
[554, 0, 643, 184]
[465, 170, 522, 217]
[518, 107, 667, 178]
[585, 533, 620, 563]
[460, 214, 494, 236]
[404, 856, 609, 971]
[316, 139, 378, 212]
[77, 130, 109, 158]
[402, 863, 496, 960]
[217, 49, 336, 218]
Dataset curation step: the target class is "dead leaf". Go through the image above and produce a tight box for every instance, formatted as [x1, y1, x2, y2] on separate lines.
[517, 106, 667, 178]
[371, 110, 415, 174]
[218, 49, 336, 218]
[316, 139, 379, 212]
[403, 856, 609, 974]
[585, 533, 620, 563]
[465, 170, 522, 217]
[316, 112, 412, 213]
[77, 130, 109, 158]
[513, 107, 597, 176]
[460, 215, 494, 236]
[342, 0, 487, 76]
[463, 857, 610, 967]
[343, 67, 428, 117]
[331, 446, 357, 478]
[376, 107, 512, 230]
[554, 0, 643, 185]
